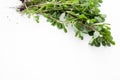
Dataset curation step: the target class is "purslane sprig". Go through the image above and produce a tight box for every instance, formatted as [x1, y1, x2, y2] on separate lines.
[18, 0, 115, 47]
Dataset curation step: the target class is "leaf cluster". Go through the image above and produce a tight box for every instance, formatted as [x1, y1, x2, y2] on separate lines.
[18, 0, 115, 47]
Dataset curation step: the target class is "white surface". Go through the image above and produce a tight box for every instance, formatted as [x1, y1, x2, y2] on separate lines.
[0, 0, 120, 80]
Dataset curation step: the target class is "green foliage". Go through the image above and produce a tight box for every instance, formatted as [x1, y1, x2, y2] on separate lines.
[18, 0, 115, 47]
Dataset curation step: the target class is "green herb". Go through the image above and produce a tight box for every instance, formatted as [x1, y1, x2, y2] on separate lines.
[18, 0, 115, 47]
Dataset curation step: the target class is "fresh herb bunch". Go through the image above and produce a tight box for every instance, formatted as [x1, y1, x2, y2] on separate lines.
[18, 0, 115, 47]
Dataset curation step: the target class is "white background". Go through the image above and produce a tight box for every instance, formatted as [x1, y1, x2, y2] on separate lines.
[0, 0, 120, 80]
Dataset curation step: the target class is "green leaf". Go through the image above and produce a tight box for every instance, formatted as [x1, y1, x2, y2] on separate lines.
[18, 0, 115, 47]
[34, 16, 39, 23]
